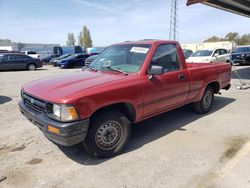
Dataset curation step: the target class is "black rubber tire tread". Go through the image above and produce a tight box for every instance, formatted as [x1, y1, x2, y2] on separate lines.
[193, 86, 214, 114]
[83, 110, 130, 158]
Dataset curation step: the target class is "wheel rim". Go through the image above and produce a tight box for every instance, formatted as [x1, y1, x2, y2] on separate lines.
[203, 90, 212, 109]
[95, 121, 123, 150]
[29, 64, 35, 70]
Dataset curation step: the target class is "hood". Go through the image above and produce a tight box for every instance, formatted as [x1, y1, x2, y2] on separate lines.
[186, 56, 211, 63]
[23, 70, 127, 104]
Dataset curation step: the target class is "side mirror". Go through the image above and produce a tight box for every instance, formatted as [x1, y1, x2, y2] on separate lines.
[214, 53, 219, 57]
[149, 65, 164, 75]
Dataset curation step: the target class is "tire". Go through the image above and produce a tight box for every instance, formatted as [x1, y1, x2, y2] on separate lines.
[83, 111, 131, 158]
[27, 63, 36, 71]
[193, 86, 214, 114]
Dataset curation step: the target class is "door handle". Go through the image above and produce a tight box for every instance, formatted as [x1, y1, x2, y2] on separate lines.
[179, 74, 185, 80]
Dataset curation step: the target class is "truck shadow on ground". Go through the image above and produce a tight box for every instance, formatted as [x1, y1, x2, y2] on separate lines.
[58, 95, 235, 165]
[0, 96, 12, 105]
[232, 66, 250, 80]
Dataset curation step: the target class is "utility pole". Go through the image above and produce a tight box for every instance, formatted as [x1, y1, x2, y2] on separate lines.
[169, 0, 178, 41]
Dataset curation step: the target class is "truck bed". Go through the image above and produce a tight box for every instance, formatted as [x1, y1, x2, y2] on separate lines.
[185, 62, 231, 102]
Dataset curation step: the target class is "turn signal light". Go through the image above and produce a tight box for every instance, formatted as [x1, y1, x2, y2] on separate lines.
[48, 125, 60, 134]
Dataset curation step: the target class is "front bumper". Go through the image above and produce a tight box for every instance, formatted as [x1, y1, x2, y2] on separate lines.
[19, 101, 89, 146]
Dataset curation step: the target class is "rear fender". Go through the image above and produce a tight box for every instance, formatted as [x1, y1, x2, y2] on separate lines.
[194, 80, 220, 102]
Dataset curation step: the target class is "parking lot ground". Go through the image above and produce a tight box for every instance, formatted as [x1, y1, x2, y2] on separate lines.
[0, 65, 250, 188]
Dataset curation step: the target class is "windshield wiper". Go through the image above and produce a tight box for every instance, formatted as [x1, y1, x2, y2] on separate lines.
[85, 64, 97, 72]
[106, 66, 128, 75]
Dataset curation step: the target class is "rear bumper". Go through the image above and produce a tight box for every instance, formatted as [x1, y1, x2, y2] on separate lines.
[19, 101, 89, 146]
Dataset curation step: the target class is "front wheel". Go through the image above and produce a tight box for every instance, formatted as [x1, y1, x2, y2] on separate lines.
[193, 86, 214, 114]
[83, 111, 130, 158]
[27, 64, 36, 71]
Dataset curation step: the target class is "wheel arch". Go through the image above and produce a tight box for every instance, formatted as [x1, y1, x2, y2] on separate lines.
[206, 81, 220, 94]
[90, 102, 136, 124]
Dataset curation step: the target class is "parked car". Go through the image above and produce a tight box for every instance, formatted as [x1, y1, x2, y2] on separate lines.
[49, 54, 72, 66]
[57, 53, 90, 68]
[183, 49, 193, 59]
[186, 48, 230, 63]
[21, 50, 40, 59]
[85, 54, 98, 66]
[40, 54, 62, 65]
[0, 53, 42, 71]
[230, 46, 250, 65]
[19, 40, 231, 158]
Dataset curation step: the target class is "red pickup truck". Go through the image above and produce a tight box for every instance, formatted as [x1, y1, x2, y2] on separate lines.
[19, 40, 231, 158]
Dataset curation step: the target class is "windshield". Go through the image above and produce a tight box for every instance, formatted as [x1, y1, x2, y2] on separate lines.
[64, 54, 79, 59]
[90, 44, 151, 73]
[234, 47, 250, 53]
[192, 50, 213, 57]
[58, 54, 71, 59]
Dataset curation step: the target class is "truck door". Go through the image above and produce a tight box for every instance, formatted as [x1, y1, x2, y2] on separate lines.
[143, 44, 190, 117]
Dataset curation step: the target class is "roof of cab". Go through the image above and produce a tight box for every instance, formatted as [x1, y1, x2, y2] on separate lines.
[114, 39, 178, 45]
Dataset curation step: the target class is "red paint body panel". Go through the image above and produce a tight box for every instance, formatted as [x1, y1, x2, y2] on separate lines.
[22, 41, 231, 123]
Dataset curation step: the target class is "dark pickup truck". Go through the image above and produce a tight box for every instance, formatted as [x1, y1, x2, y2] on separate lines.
[19, 40, 231, 158]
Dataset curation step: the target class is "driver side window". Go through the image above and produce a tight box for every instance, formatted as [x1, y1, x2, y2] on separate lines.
[2, 55, 10, 60]
[151, 44, 181, 73]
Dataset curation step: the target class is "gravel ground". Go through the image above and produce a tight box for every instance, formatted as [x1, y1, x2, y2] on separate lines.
[0, 65, 250, 188]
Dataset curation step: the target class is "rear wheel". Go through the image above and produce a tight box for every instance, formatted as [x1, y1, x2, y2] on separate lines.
[194, 86, 214, 114]
[27, 63, 36, 71]
[83, 111, 130, 158]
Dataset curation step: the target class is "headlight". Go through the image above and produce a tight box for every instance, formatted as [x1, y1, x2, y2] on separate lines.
[51, 104, 79, 122]
[53, 104, 61, 118]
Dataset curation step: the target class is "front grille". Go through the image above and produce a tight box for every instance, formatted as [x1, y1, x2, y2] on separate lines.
[22, 93, 48, 114]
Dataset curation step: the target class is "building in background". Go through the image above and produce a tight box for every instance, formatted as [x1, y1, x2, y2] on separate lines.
[0, 42, 60, 52]
[181, 41, 236, 52]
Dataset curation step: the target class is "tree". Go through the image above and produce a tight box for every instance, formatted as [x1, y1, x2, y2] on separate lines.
[0, 39, 12, 44]
[203, 32, 250, 45]
[66, 32, 75, 46]
[225, 32, 239, 41]
[238, 33, 250, 45]
[79, 26, 93, 48]
[204, 35, 221, 42]
[78, 31, 84, 46]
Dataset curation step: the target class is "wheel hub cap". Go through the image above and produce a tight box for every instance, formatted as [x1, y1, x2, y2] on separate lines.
[95, 121, 123, 150]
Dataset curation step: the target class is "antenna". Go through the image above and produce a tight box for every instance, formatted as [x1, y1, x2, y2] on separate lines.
[169, 0, 178, 41]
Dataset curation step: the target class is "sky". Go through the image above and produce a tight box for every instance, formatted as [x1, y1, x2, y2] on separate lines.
[0, 0, 249, 46]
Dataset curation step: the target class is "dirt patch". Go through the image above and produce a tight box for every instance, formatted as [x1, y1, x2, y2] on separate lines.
[0, 145, 11, 151]
[6, 168, 31, 187]
[220, 136, 248, 162]
[10, 146, 26, 152]
[26, 158, 43, 165]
